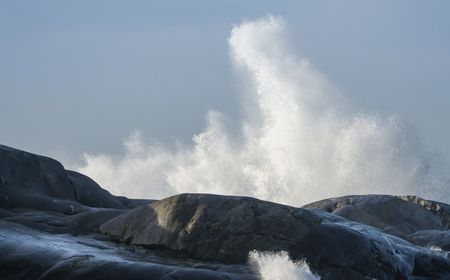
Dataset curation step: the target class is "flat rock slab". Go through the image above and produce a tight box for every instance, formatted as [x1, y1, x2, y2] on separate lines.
[0, 220, 257, 280]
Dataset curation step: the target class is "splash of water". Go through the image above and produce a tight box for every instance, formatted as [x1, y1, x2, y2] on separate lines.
[249, 251, 319, 280]
[75, 16, 448, 205]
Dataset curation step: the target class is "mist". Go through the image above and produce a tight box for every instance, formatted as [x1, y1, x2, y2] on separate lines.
[249, 251, 319, 280]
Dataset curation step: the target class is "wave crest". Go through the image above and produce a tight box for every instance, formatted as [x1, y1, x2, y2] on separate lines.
[75, 16, 449, 205]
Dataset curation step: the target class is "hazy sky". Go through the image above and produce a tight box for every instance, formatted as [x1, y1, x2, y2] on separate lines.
[1, 1, 450, 163]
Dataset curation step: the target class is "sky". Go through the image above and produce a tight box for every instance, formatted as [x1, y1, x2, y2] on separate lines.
[1, 0, 450, 164]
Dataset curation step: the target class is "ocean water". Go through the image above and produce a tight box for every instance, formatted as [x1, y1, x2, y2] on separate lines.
[74, 16, 448, 278]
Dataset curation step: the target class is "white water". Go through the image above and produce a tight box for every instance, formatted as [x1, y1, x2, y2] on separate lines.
[249, 251, 319, 280]
[75, 16, 449, 206]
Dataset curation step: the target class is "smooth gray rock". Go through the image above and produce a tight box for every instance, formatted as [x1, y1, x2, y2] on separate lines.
[0, 144, 125, 212]
[0, 220, 256, 280]
[100, 193, 450, 279]
[407, 230, 450, 251]
[2, 144, 450, 279]
[67, 170, 126, 209]
[398, 195, 450, 230]
[3, 208, 126, 235]
[115, 195, 156, 208]
[303, 195, 445, 237]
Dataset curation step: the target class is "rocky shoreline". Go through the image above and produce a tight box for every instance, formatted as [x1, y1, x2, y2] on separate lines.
[0, 144, 449, 279]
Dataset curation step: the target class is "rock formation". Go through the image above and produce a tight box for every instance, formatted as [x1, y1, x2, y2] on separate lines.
[0, 144, 449, 279]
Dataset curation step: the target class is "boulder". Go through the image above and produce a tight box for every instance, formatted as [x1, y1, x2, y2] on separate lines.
[67, 170, 125, 209]
[398, 195, 450, 230]
[0, 144, 125, 212]
[115, 196, 156, 209]
[2, 144, 450, 279]
[100, 193, 450, 279]
[406, 230, 450, 251]
[303, 194, 445, 237]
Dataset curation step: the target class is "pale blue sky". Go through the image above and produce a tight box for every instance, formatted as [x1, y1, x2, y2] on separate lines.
[1, 1, 450, 162]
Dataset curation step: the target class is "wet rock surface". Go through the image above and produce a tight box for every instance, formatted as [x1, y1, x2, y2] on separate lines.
[1, 144, 450, 279]
[0, 220, 256, 280]
[303, 195, 449, 238]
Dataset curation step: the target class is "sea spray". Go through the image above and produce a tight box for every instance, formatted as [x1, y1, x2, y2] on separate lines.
[249, 251, 319, 280]
[75, 16, 449, 205]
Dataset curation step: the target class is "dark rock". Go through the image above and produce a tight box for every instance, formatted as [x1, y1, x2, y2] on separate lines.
[2, 144, 450, 279]
[100, 194, 317, 263]
[398, 195, 450, 230]
[0, 220, 257, 280]
[0, 144, 125, 212]
[303, 195, 444, 237]
[115, 196, 156, 208]
[1, 207, 126, 235]
[99, 193, 450, 279]
[0, 144, 78, 210]
[67, 170, 126, 209]
[407, 230, 450, 251]
[413, 252, 450, 278]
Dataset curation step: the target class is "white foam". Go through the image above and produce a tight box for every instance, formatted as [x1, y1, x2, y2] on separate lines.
[74, 15, 449, 205]
[249, 250, 319, 280]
